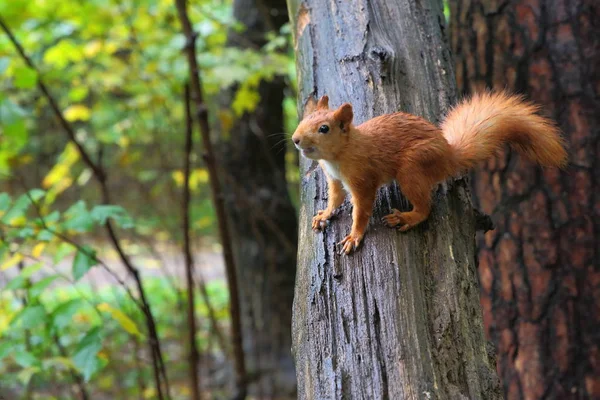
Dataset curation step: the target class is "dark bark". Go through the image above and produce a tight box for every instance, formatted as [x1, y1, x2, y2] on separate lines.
[174, 0, 247, 398]
[219, 0, 298, 397]
[182, 84, 201, 400]
[287, 0, 500, 398]
[450, 1, 600, 399]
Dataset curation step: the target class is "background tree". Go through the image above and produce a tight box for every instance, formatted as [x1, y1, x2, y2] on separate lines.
[0, 0, 296, 398]
[286, 0, 500, 398]
[450, 1, 599, 398]
[218, 0, 298, 397]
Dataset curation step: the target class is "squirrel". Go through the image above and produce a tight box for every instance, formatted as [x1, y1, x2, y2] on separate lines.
[291, 91, 568, 254]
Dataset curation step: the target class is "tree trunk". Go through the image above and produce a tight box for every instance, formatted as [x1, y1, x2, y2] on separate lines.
[287, 1, 500, 398]
[450, 1, 600, 399]
[219, 0, 298, 397]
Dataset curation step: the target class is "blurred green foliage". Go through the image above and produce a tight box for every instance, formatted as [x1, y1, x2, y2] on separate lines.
[0, 0, 298, 397]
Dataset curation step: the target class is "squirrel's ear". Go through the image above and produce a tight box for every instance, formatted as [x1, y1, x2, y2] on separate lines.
[333, 103, 353, 131]
[317, 95, 329, 110]
[302, 95, 318, 118]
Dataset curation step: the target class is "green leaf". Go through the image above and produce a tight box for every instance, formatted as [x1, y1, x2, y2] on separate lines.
[51, 299, 84, 330]
[4, 275, 26, 291]
[28, 189, 45, 202]
[72, 247, 97, 281]
[63, 200, 93, 232]
[0, 97, 26, 125]
[20, 262, 42, 279]
[1, 193, 31, 225]
[68, 86, 89, 102]
[14, 350, 39, 368]
[42, 356, 76, 371]
[37, 229, 55, 241]
[0, 57, 9, 75]
[0, 193, 11, 212]
[29, 275, 59, 298]
[0, 341, 13, 360]
[73, 327, 103, 381]
[14, 66, 37, 89]
[11, 305, 46, 330]
[91, 205, 133, 228]
[53, 242, 75, 264]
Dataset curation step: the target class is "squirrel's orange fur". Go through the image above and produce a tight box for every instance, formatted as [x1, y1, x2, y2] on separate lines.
[292, 92, 567, 254]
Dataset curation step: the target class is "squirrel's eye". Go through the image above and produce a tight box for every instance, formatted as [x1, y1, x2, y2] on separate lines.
[318, 125, 330, 134]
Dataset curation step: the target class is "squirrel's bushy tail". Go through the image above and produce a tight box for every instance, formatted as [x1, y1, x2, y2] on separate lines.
[441, 91, 568, 172]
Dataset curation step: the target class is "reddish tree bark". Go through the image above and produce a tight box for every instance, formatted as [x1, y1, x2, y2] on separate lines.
[450, 1, 600, 399]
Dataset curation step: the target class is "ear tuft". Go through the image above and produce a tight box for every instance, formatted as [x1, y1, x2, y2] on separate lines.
[317, 95, 329, 110]
[333, 103, 353, 130]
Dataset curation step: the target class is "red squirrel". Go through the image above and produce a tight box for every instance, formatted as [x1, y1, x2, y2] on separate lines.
[291, 92, 568, 254]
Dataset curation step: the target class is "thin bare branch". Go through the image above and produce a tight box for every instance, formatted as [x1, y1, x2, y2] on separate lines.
[183, 84, 202, 400]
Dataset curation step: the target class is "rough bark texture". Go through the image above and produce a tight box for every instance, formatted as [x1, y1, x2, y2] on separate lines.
[219, 0, 298, 397]
[287, 1, 500, 399]
[450, 1, 600, 399]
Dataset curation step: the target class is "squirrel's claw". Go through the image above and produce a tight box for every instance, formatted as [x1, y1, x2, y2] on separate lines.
[382, 208, 404, 227]
[338, 233, 363, 255]
[312, 210, 331, 231]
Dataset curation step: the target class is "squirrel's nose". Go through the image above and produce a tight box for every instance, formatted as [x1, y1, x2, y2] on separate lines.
[293, 137, 300, 145]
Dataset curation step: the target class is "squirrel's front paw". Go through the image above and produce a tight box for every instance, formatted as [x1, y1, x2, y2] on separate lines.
[312, 210, 332, 231]
[339, 232, 363, 255]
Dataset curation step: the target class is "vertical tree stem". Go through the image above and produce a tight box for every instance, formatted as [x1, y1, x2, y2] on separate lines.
[174, 1, 247, 398]
[183, 84, 201, 400]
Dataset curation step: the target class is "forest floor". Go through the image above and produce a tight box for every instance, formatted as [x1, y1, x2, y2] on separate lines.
[0, 241, 226, 289]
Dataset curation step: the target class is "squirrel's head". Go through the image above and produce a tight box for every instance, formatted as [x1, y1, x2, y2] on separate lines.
[291, 95, 353, 160]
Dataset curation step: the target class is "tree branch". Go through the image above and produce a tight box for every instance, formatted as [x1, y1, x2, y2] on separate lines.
[183, 84, 201, 400]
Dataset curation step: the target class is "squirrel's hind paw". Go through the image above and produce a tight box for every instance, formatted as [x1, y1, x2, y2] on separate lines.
[382, 208, 404, 227]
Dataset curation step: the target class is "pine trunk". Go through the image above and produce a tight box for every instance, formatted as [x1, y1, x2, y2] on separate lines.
[450, 1, 600, 398]
[287, 0, 500, 398]
[219, 0, 298, 396]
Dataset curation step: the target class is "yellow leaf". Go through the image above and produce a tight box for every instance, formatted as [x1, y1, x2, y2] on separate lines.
[64, 105, 91, 122]
[104, 41, 118, 54]
[110, 308, 142, 337]
[190, 169, 209, 189]
[73, 313, 91, 323]
[118, 136, 130, 148]
[97, 303, 142, 338]
[9, 216, 27, 227]
[171, 170, 184, 187]
[32, 243, 46, 258]
[42, 165, 69, 188]
[1, 253, 23, 270]
[232, 85, 260, 116]
[196, 216, 212, 229]
[42, 143, 79, 189]
[143, 387, 156, 399]
[84, 40, 102, 58]
[218, 110, 234, 133]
